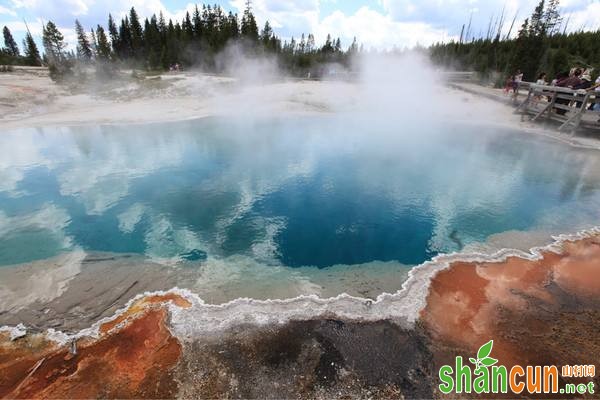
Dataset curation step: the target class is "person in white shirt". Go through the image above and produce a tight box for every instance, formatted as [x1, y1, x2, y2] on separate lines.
[536, 72, 547, 85]
[533, 72, 547, 104]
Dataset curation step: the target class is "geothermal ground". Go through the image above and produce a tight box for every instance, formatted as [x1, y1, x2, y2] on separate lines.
[1, 232, 599, 398]
[1, 67, 600, 399]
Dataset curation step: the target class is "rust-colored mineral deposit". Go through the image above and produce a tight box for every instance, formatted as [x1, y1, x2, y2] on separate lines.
[1, 293, 189, 399]
[421, 234, 600, 395]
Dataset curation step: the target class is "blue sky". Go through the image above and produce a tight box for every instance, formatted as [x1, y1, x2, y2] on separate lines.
[1, 0, 599, 51]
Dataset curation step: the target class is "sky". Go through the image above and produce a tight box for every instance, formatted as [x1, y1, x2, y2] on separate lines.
[1, 0, 599, 52]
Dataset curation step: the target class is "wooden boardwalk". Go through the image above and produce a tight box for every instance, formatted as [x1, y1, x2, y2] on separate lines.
[446, 73, 600, 137]
[516, 82, 600, 135]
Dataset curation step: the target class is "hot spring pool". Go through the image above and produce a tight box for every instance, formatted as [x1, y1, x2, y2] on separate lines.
[1, 116, 600, 299]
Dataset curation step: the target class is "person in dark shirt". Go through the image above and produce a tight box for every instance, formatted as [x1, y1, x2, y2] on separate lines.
[555, 68, 582, 115]
[557, 68, 582, 88]
[551, 71, 569, 86]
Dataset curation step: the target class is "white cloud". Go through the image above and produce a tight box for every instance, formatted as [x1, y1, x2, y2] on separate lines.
[0, 5, 17, 16]
[0, 19, 43, 36]
[230, 0, 320, 36]
[6, 0, 175, 33]
[11, 0, 92, 17]
[380, 0, 539, 40]
[382, 0, 524, 24]
[317, 6, 454, 49]
[563, 1, 600, 32]
[380, 0, 600, 39]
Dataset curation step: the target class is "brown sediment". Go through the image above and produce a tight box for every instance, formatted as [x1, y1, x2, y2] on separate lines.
[0, 333, 60, 398]
[0, 294, 189, 399]
[98, 292, 192, 334]
[421, 233, 600, 397]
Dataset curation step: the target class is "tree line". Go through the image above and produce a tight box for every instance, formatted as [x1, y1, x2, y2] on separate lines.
[1, 2, 358, 81]
[2, 25, 41, 67]
[429, 0, 600, 84]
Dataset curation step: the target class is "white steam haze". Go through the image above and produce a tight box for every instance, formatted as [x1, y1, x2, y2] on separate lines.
[195, 47, 511, 130]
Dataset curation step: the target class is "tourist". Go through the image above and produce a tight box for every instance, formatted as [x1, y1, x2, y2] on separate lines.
[504, 74, 514, 94]
[574, 71, 593, 90]
[558, 68, 582, 88]
[533, 72, 548, 104]
[555, 68, 583, 115]
[572, 71, 593, 108]
[551, 71, 568, 86]
[536, 72, 547, 85]
[512, 69, 523, 92]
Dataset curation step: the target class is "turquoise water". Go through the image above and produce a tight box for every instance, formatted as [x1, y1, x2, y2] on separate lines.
[1, 117, 600, 268]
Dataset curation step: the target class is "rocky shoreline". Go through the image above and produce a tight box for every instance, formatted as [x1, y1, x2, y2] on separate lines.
[2, 232, 599, 398]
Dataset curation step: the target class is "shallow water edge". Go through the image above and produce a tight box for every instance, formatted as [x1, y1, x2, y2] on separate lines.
[3, 225, 599, 339]
[2, 226, 599, 399]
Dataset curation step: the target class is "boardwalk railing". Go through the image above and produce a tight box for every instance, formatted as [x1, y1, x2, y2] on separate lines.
[516, 82, 600, 135]
[443, 71, 476, 82]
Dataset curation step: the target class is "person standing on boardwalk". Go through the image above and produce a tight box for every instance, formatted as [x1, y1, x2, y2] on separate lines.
[512, 70, 523, 91]
[555, 68, 583, 115]
[572, 71, 593, 108]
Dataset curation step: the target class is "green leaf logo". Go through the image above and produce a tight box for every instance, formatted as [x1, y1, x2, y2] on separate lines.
[481, 357, 498, 366]
[478, 340, 493, 359]
[470, 340, 498, 369]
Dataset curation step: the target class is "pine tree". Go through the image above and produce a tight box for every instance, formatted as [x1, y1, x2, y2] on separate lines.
[261, 21, 273, 50]
[3, 26, 19, 57]
[129, 7, 144, 59]
[43, 21, 70, 80]
[322, 34, 333, 53]
[544, 0, 562, 35]
[183, 11, 194, 41]
[95, 25, 111, 60]
[192, 5, 203, 39]
[298, 34, 306, 53]
[144, 15, 162, 69]
[348, 37, 358, 55]
[158, 12, 167, 42]
[529, 0, 546, 37]
[204, 5, 216, 46]
[118, 16, 132, 59]
[90, 28, 98, 56]
[241, 0, 258, 41]
[163, 19, 179, 67]
[517, 18, 530, 40]
[22, 31, 41, 66]
[108, 14, 120, 56]
[75, 19, 93, 61]
[43, 21, 67, 63]
[226, 12, 239, 40]
[306, 34, 315, 53]
[334, 38, 341, 52]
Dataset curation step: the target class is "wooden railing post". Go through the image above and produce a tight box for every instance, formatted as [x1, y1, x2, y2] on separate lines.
[547, 91, 557, 121]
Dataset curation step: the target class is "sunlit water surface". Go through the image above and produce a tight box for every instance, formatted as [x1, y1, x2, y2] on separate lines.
[1, 117, 600, 297]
